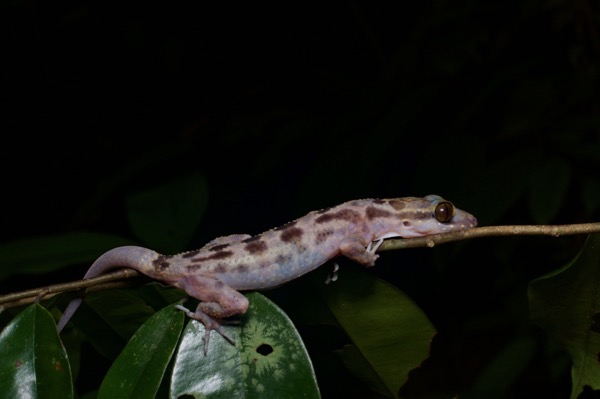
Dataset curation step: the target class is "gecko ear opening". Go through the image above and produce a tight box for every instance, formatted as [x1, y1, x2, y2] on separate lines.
[434, 201, 454, 223]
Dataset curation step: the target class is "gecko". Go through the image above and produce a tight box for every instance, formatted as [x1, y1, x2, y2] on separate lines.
[56, 195, 477, 352]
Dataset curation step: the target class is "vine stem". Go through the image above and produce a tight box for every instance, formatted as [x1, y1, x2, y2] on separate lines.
[1, 223, 599, 311]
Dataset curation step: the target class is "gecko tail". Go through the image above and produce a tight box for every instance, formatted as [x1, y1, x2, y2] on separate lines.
[56, 298, 83, 332]
[56, 246, 159, 333]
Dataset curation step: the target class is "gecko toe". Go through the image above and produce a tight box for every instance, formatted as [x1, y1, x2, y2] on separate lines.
[175, 304, 236, 354]
[201, 325, 236, 355]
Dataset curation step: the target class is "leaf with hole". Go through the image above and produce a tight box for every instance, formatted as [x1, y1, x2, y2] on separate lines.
[170, 292, 320, 399]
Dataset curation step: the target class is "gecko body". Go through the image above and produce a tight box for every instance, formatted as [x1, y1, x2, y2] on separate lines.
[57, 195, 477, 351]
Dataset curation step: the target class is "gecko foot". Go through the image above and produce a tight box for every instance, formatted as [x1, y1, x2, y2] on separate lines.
[366, 238, 384, 254]
[175, 304, 236, 355]
[364, 239, 384, 266]
[340, 236, 380, 267]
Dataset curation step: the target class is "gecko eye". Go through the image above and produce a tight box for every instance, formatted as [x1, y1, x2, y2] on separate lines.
[434, 201, 454, 223]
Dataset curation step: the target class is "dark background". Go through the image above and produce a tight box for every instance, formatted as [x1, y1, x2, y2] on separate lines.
[2, 1, 600, 398]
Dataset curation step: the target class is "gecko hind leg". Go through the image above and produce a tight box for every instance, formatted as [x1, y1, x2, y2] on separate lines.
[173, 274, 250, 355]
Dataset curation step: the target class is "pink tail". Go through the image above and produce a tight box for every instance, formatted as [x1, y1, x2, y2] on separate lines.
[56, 246, 158, 332]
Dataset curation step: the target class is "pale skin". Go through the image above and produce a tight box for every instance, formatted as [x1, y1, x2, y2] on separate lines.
[57, 195, 477, 353]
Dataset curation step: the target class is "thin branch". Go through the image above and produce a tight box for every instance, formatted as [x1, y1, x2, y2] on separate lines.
[0, 269, 141, 309]
[379, 223, 600, 251]
[1, 223, 599, 311]
[0, 280, 140, 310]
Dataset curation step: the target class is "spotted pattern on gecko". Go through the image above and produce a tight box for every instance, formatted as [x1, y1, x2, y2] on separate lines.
[56, 195, 477, 353]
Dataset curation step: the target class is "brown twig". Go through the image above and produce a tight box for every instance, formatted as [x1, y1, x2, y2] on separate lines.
[379, 223, 600, 251]
[0, 269, 141, 309]
[1, 223, 599, 311]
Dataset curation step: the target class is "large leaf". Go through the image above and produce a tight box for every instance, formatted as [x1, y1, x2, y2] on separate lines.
[98, 304, 185, 399]
[0, 232, 133, 280]
[170, 292, 320, 398]
[0, 304, 73, 399]
[319, 267, 436, 398]
[529, 234, 600, 398]
[126, 172, 208, 253]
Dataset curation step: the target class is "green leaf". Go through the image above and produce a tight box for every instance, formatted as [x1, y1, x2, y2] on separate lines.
[529, 234, 600, 398]
[528, 158, 571, 224]
[98, 304, 185, 399]
[0, 232, 133, 280]
[170, 292, 320, 399]
[319, 267, 436, 398]
[126, 172, 208, 253]
[0, 304, 73, 399]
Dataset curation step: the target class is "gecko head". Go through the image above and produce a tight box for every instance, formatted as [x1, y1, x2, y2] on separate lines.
[388, 195, 478, 238]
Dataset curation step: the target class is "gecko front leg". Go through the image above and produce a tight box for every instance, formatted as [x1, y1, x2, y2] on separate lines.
[339, 236, 380, 267]
[173, 275, 249, 355]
